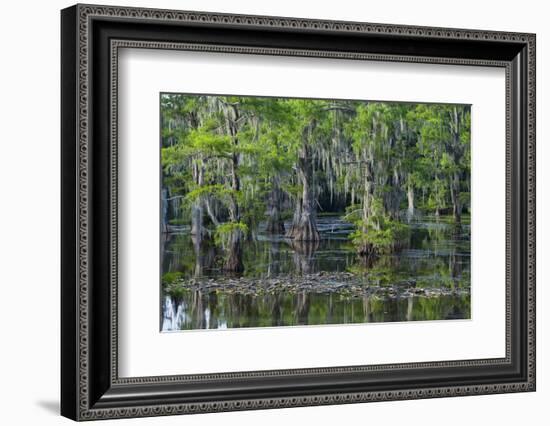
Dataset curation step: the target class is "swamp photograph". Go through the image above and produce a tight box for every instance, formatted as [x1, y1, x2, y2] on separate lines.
[160, 93, 471, 331]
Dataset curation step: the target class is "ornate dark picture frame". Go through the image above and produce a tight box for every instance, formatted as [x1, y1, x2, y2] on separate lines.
[61, 4, 536, 421]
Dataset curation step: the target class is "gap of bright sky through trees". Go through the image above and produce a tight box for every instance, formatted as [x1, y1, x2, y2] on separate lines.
[160, 93, 471, 330]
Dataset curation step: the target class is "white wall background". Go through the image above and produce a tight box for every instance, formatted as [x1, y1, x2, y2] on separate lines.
[0, 0, 546, 424]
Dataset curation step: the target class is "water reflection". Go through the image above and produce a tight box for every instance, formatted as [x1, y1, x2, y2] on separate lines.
[161, 215, 471, 331]
[162, 292, 470, 331]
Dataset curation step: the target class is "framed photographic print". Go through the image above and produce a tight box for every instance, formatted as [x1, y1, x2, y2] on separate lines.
[61, 4, 536, 421]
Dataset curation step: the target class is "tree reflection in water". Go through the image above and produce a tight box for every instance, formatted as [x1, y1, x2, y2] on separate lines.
[161, 215, 471, 331]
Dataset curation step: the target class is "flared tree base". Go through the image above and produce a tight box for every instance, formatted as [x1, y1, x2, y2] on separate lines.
[286, 213, 320, 242]
[223, 237, 245, 273]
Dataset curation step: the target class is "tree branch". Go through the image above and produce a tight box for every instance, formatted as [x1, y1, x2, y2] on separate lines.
[204, 197, 221, 227]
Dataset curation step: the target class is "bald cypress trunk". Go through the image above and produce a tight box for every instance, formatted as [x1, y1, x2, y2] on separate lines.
[286, 195, 302, 238]
[223, 152, 245, 272]
[286, 137, 320, 242]
[161, 187, 169, 233]
[265, 177, 285, 234]
[449, 106, 463, 225]
[223, 104, 244, 273]
[224, 228, 244, 272]
[190, 161, 205, 238]
[450, 172, 462, 224]
[406, 184, 415, 222]
[357, 160, 376, 258]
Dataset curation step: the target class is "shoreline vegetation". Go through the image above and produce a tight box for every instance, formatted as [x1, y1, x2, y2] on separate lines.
[163, 272, 470, 300]
[160, 94, 471, 329]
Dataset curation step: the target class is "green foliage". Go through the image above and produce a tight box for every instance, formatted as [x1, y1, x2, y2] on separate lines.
[343, 203, 363, 223]
[187, 129, 232, 157]
[349, 218, 410, 254]
[345, 199, 410, 254]
[240, 197, 266, 232]
[185, 184, 237, 203]
[459, 191, 471, 207]
[213, 222, 249, 247]
[160, 94, 471, 270]
[162, 271, 184, 285]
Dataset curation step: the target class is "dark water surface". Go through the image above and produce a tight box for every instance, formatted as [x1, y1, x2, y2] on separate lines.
[161, 215, 470, 331]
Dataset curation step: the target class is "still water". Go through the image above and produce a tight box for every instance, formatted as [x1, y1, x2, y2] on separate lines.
[161, 215, 470, 331]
